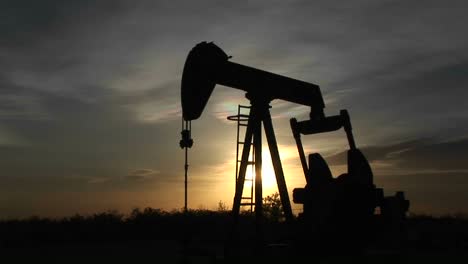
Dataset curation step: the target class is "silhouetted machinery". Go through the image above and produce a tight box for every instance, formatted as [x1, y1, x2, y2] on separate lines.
[291, 110, 410, 251]
[180, 41, 409, 253]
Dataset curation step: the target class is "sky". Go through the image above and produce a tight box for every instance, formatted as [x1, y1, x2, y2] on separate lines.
[1, 0, 468, 218]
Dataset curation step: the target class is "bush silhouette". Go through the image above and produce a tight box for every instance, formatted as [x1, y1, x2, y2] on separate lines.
[263, 192, 283, 222]
[1, 207, 468, 258]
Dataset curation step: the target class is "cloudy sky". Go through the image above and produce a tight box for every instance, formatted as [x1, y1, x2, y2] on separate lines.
[1, 0, 467, 218]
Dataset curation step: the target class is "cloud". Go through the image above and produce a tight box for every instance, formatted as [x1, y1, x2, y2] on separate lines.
[86, 177, 111, 184]
[325, 137, 468, 173]
[325, 139, 425, 166]
[369, 171, 468, 215]
[0, 75, 50, 121]
[99, 73, 183, 123]
[1, 0, 467, 216]
[125, 169, 160, 181]
[0, 127, 27, 147]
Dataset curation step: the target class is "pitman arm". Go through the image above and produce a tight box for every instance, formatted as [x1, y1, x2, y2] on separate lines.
[290, 110, 357, 179]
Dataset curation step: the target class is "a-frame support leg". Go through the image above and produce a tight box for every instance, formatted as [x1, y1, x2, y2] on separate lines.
[263, 110, 294, 222]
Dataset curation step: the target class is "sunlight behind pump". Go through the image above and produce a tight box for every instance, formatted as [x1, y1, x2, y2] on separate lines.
[241, 146, 299, 197]
[181, 41, 326, 222]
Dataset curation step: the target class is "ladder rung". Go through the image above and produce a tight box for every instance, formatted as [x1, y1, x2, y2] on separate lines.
[236, 177, 254, 181]
[235, 177, 254, 181]
[241, 197, 252, 199]
[239, 123, 248, 127]
[237, 160, 255, 165]
[240, 203, 254, 206]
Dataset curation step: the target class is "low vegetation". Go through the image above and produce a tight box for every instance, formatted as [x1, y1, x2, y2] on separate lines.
[1, 195, 468, 255]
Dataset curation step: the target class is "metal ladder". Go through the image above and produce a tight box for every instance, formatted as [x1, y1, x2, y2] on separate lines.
[228, 105, 255, 212]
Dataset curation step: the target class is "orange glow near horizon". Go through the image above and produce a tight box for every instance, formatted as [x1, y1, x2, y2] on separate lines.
[187, 142, 351, 213]
[238, 145, 305, 199]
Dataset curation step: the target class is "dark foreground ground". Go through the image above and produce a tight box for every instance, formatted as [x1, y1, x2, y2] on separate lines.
[1, 209, 468, 263]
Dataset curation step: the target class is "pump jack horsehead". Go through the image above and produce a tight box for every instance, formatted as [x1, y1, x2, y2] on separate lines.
[180, 41, 409, 250]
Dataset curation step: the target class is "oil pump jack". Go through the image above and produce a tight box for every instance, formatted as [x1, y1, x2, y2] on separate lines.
[180, 41, 409, 253]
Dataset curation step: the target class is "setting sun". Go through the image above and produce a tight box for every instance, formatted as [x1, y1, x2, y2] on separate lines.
[241, 146, 300, 198]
